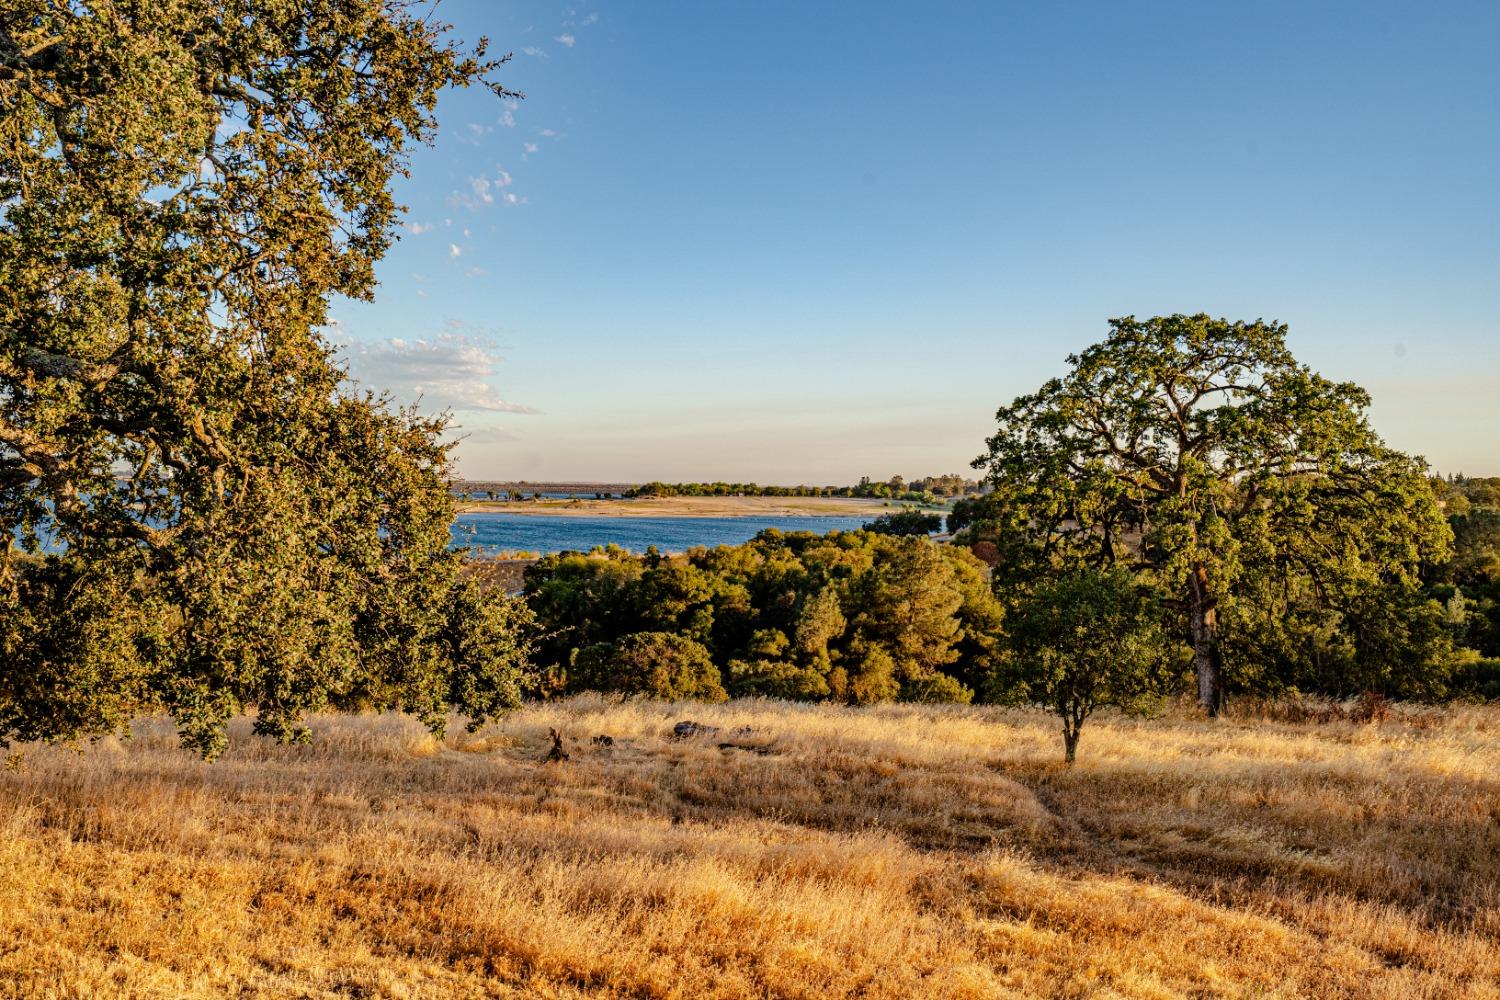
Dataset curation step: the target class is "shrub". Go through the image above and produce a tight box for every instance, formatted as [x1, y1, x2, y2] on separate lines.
[867, 510, 943, 536]
[727, 659, 831, 700]
[570, 633, 727, 702]
[1452, 658, 1500, 700]
[899, 672, 975, 704]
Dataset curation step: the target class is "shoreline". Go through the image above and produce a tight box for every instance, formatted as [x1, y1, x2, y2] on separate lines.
[454, 495, 898, 519]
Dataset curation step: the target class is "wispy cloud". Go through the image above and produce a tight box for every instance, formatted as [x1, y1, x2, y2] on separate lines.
[522, 45, 547, 59]
[555, 33, 576, 47]
[449, 171, 516, 211]
[405, 221, 433, 235]
[342, 329, 536, 414]
[461, 122, 494, 144]
[448, 243, 462, 258]
[582, 12, 599, 25]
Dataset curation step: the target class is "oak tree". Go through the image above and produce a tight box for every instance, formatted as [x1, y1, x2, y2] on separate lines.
[1, 1, 531, 756]
[975, 315, 1450, 713]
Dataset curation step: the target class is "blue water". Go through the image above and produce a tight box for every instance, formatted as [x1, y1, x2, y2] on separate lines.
[451, 513, 875, 556]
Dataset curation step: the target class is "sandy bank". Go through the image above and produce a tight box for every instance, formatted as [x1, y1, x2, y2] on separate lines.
[455, 495, 896, 518]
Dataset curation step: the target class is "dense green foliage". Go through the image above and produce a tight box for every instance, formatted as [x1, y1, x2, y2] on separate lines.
[972, 315, 1454, 711]
[997, 567, 1177, 762]
[572, 632, 728, 703]
[1, 1, 532, 756]
[1428, 476, 1500, 694]
[523, 531, 1002, 705]
[867, 510, 944, 536]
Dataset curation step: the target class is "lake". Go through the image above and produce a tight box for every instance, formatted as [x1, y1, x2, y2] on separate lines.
[450, 513, 876, 555]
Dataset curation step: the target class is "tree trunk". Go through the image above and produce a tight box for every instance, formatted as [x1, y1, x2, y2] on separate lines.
[1188, 565, 1224, 716]
[1062, 706, 1083, 764]
[1063, 728, 1080, 764]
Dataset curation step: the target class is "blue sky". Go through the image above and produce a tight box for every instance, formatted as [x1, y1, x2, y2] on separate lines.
[333, 0, 1500, 483]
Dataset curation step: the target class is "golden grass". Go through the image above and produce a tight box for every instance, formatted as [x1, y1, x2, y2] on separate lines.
[3, 697, 1499, 998]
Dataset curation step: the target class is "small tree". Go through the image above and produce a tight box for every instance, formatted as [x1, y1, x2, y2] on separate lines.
[998, 568, 1174, 763]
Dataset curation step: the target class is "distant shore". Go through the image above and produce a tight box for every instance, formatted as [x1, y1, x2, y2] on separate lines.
[454, 495, 896, 519]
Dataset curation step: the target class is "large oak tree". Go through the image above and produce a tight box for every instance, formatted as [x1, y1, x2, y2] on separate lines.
[1, 1, 531, 756]
[974, 315, 1451, 712]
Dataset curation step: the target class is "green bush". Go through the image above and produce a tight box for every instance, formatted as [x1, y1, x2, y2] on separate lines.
[570, 632, 727, 702]
[867, 510, 943, 536]
[899, 672, 975, 704]
[1452, 658, 1500, 700]
[727, 659, 831, 700]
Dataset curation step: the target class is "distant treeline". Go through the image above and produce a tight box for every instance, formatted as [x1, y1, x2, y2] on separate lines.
[523, 529, 999, 705]
[626, 474, 980, 503]
[519, 477, 1500, 716]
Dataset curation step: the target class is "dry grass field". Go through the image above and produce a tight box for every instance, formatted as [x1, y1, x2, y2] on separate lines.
[2, 697, 1498, 999]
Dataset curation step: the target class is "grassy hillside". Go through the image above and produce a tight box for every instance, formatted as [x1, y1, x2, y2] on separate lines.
[3, 698, 1498, 998]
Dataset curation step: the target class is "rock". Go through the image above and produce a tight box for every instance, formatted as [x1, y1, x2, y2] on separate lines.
[671, 720, 720, 740]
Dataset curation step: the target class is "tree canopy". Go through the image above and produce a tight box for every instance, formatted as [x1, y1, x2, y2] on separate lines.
[867, 509, 943, 536]
[523, 530, 1001, 706]
[1, 1, 531, 756]
[997, 566, 1175, 762]
[972, 315, 1452, 712]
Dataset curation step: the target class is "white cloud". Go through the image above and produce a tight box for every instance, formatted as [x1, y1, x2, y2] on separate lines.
[498, 108, 517, 128]
[523, 141, 539, 155]
[582, 13, 599, 25]
[450, 171, 520, 211]
[342, 330, 536, 414]
[448, 243, 462, 258]
[539, 128, 559, 138]
[556, 33, 576, 47]
[522, 45, 547, 58]
[405, 221, 433, 235]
